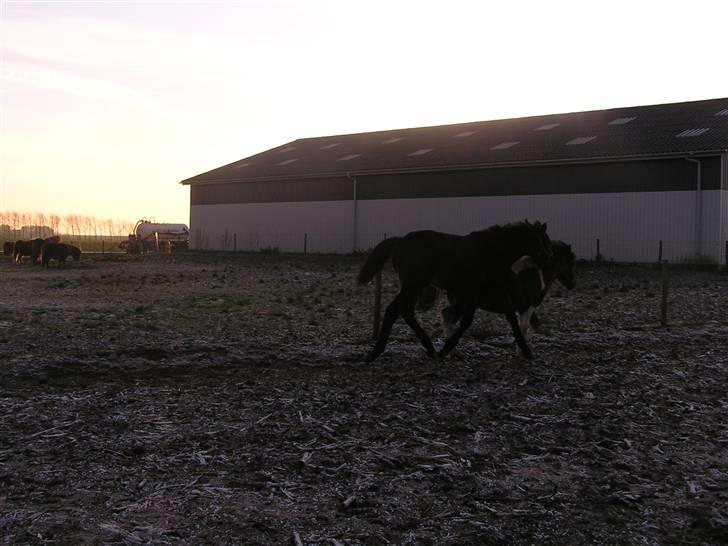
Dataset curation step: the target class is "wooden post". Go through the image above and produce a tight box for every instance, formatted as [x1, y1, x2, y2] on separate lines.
[658, 240, 663, 264]
[724, 240, 728, 272]
[596, 238, 601, 262]
[372, 270, 382, 339]
[660, 260, 669, 327]
[101, 240, 105, 255]
[304, 233, 308, 254]
[233, 233, 237, 252]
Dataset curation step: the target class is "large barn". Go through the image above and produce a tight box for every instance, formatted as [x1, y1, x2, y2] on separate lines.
[181, 98, 728, 264]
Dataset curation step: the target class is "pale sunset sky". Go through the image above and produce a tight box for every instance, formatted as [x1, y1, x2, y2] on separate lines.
[1, 0, 727, 226]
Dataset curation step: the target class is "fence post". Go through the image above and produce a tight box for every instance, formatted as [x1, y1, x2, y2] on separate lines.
[372, 270, 382, 339]
[658, 240, 663, 264]
[233, 233, 237, 252]
[724, 240, 728, 272]
[101, 240, 105, 255]
[660, 260, 669, 327]
[596, 238, 601, 262]
[304, 233, 308, 254]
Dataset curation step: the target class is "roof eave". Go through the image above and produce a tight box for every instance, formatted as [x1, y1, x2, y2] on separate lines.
[180, 148, 728, 186]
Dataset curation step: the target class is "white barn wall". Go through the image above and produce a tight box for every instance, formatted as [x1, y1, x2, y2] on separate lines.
[191, 189, 724, 263]
[191, 201, 353, 253]
[357, 191, 722, 263]
[720, 189, 728, 265]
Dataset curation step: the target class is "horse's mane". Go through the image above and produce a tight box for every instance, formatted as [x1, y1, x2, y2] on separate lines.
[468, 220, 546, 243]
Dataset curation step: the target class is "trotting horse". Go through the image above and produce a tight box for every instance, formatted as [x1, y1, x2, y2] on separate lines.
[419, 240, 576, 356]
[357, 221, 553, 362]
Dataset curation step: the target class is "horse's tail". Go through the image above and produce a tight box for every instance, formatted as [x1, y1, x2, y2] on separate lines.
[357, 237, 401, 285]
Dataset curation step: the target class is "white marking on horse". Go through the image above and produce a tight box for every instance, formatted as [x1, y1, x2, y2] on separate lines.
[538, 268, 545, 292]
[511, 255, 537, 274]
[519, 306, 535, 340]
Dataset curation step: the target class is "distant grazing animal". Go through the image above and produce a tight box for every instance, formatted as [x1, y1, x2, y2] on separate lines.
[41, 243, 81, 268]
[357, 221, 553, 361]
[31, 235, 61, 265]
[419, 240, 576, 354]
[12, 240, 33, 264]
[2, 242, 13, 256]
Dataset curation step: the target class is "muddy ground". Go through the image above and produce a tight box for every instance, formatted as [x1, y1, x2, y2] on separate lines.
[1, 251, 727, 545]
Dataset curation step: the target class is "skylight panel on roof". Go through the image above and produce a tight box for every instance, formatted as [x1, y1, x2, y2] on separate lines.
[676, 128, 710, 137]
[321, 143, 341, 149]
[715, 109, 728, 116]
[608, 117, 636, 125]
[454, 131, 476, 138]
[337, 154, 361, 161]
[277, 159, 298, 165]
[490, 142, 519, 150]
[233, 162, 253, 169]
[535, 123, 559, 131]
[566, 136, 596, 145]
[383, 137, 404, 144]
[409, 148, 433, 156]
[279, 147, 296, 153]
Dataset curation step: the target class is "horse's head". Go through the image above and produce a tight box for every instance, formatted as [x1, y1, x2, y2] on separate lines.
[71, 246, 82, 261]
[528, 221, 553, 267]
[552, 241, 576, 289]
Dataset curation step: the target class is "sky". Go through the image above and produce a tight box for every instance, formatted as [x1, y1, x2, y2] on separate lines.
[1, 0, 727, 226]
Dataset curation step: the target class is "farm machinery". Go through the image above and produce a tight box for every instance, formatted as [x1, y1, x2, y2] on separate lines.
[120, 218, 189, 254]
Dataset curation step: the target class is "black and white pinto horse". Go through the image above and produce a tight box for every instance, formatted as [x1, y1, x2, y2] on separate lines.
[419, 240, 576, 356]
[357, 221, 553, 361]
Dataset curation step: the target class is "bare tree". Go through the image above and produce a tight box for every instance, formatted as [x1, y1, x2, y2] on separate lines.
[49, 214, 61, 237]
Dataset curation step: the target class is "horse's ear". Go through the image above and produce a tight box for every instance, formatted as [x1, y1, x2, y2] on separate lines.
[541, 222, 548, 232]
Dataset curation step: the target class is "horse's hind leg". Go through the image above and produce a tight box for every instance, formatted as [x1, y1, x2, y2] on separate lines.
[367, 294, 403, 362]
[368, 291, 437, 362]
[400, 294, 437, 359]
[438, 304, 476, 360]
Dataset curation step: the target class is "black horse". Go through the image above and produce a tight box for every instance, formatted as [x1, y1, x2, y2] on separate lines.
[419, 240, 576, 356]
[357, 221, 553, 362]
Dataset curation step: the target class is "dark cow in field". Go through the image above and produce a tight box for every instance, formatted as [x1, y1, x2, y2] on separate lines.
[41, 243, 81, 268]
[31, 235, 61, 264]
[12, 240, 33, 264]
[2, 242, 13, 256]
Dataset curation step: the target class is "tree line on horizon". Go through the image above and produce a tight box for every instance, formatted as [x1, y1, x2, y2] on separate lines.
[0, 210, 135, 242]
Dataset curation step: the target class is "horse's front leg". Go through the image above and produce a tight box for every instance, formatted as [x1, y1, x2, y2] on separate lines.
[505, 310, 534, 360]
[529, 311, 541, 332]
[518, 306, 536, 341]
[438, 303, 476, 360]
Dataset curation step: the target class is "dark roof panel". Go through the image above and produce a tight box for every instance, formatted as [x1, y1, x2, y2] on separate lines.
[181, 98, 728, 185]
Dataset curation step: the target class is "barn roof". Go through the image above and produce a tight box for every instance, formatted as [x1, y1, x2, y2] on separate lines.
[181, 98, 728, 185]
